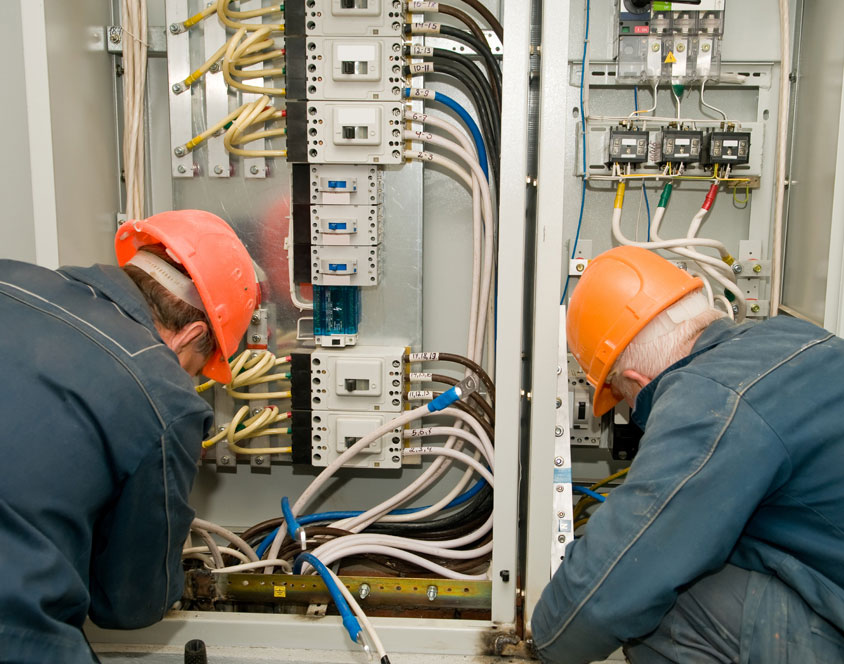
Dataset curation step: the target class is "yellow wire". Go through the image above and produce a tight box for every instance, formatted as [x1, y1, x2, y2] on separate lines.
[217, 0, 284, 32]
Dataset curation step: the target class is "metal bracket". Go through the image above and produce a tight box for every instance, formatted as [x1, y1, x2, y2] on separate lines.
[105, 25, 168, 56]
[425, 30, 502, 57]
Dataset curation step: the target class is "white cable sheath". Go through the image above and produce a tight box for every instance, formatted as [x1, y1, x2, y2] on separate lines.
[401, 447, 494, 485]
[192, 518, 259, 562]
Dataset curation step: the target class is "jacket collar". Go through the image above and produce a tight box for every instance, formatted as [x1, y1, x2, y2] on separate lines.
[58, 264, 161, 339]
[631, 318, 755, 430]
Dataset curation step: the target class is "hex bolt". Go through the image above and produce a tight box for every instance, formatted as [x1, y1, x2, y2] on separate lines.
[109, 27, 122, 44]
[220, 456, 230, 465]
[426, 585, 438, 601]
[172, 82, 185, 95]
[173, 146, 187, 157]
[554, 456, 564, 467]
[732, 303, 739, 315]
[558, 534, 567, 543]
[753, 264, 762, 274]
[254, 456, 264, 465]
[252, 408, 262, 416]
[676, 42, 686, 52]
[751, 304, 761, 314]
[250, 165, 260, 175]
[732, 263, 743, 275]
[555, 426, 564, 437]
[213, 165, 223, 175]
[359, 583, 371, 600]
[169, 22, 182, 34]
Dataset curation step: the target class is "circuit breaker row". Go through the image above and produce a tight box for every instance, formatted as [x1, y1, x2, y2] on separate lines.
[608, 127, 750, 166]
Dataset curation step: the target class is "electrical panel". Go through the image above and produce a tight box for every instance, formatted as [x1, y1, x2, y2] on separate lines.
[284, 0, 405, 37]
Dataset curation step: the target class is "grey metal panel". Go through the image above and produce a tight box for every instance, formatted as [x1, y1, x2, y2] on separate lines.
[781, 0, 844, 325]
[524, 0, 572, 632]
[0, 0, 36, 262]
[44, 0, 121, 266]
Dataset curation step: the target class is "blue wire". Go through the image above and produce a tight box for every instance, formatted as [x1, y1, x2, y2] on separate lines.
[254, 480, 488, 558]
[633, 86, 652, 238]
[562, 0, 591, 306]
[292, 552, 362, 645]
[573, 485, 606, 502]
[404, 88, 489, 181]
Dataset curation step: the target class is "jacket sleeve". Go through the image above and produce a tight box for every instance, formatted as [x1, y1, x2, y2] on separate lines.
[531, 371, 792, 664]
[87, 411, 207, 629]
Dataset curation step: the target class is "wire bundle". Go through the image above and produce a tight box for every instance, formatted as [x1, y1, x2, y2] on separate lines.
[121, 0, 147, 220]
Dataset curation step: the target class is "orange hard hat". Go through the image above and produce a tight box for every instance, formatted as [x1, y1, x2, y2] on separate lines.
[567, 246, 703, 417]
[115, 210, 257, 384]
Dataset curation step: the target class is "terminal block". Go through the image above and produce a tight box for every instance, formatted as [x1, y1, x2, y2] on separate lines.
[704, 131, 751, 166]
[660, 130, 703, 164]
[313, 285, 361, 347]
[608, 129, 649, 164]
[286, 36, 404, 101]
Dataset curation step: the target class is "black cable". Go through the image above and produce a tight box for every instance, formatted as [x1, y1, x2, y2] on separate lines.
[453, 0, 503, 44]
[438, 25, 501, 105]
[364, 485, 492, 535]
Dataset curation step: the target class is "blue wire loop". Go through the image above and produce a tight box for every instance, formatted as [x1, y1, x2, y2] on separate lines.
[573, 485, 606, 502]
[281, 497, 306, 550]
[292, 552, 363, 645]
[403, 88, 489, 181]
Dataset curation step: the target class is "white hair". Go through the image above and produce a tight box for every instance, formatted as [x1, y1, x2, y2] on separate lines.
[608, 290, 726, 405]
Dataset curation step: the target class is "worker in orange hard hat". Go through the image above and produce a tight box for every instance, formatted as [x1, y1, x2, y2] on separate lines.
[533, 246, 844, 664]
[0, 210, 257, 662]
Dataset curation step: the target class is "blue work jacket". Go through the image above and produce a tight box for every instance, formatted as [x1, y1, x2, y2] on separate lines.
[533, 316, 844, 663]
[0, 261, 212, 663]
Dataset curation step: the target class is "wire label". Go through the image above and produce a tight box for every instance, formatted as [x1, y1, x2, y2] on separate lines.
[409, 352, 439, 361]
[407, 427, 433, 437]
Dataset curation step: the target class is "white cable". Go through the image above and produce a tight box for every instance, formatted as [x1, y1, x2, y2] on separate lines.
[310, 544, 489, 581]
[286, 234, 313, 311]
[263, 405, 433, 571]
[402, 446, 494, 485]
[714, 294, 735, 319]
[771, 0, 790, 315]
[121, 0, 147, 220]
[628, 80, 659, 119]
[191, 518, 260, 562]
[182, 546, 252, 565]
[699, 79, 728, 122]
[192, 527, 224, 569]
[210, 558, 293, 573]
[337, 406, 491, 529]
[671, 85, 682, 121]
[332, 568, 387, 661]
[403, 426, 493, 468]
[688, 269, 715, 308]
[615, 207, 732, 258]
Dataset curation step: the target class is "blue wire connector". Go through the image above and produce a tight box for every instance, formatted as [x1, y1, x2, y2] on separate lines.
[293, 552, 363, 646]
[426, 374, 479, 412]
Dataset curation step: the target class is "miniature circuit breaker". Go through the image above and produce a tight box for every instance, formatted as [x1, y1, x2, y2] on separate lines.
[608, 129, 649, 164]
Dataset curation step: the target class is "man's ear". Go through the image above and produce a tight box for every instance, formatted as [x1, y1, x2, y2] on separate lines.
[621, 369, 652, 391]
[169, 321, 208, 354]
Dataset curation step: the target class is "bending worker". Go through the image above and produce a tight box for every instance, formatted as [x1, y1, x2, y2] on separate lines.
[0, 211, 257, 662]
[533, 246, 844, 663]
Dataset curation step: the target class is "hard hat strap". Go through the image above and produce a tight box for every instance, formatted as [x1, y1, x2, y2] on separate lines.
[127, 251, 206, 313]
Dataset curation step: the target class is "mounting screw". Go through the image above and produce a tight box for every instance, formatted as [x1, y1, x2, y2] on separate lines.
[359, 583, 371, 600]
[732, 304, 739, 315]
[732, 263, 743, 275]
[652, 42, 661, 52]
[109, 27, 122, 44]
[555, 426, 563, 437]
[218, 426, 227, 433]
[173, 145, 187, 157]
[556, 398, 562, 409]
[169, 22, 182, 34]
[392, 455, 400, 463]
[575, 262, 585, 272]
[251, 334, 261, 342]
[177, 165, 187, 174]
[250, 164, 260, 175]
[209, 62, 221, 73]
[499, 569, 510, 582]
[751, 304, 761, 314]
[213, 165, 224, 175]
[426, 585, 438, 601]
[219, 456, 231, 465]
[558, 534, 567, 543]
[254, 456, 264, 465]
[252, 408, 262, 416]
[556, 366, 562, 375]
[555, 485, 564, 493]
[676, 42, 686, 52]
[554, 456, 564, 466]
[753, 263, 762, 273]
[251, 314, 260, 324]
[701, 42, 711, 52]
[557, 511, 565, 518]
